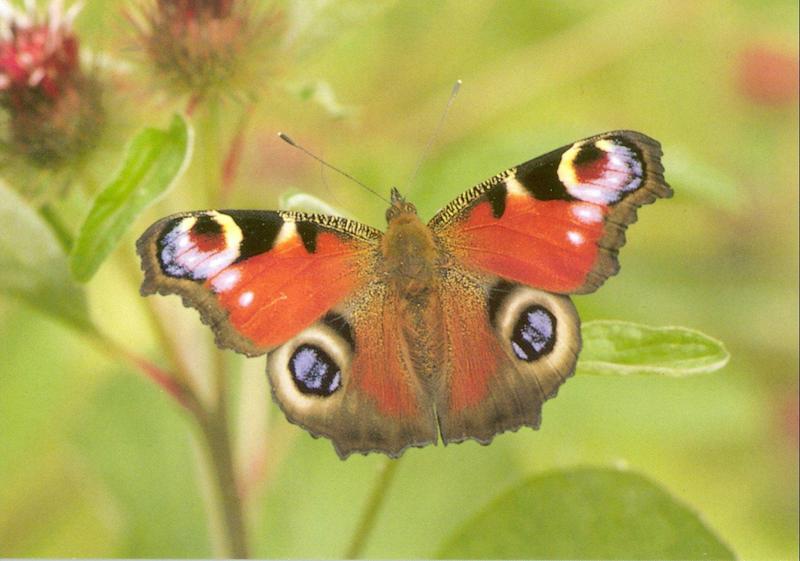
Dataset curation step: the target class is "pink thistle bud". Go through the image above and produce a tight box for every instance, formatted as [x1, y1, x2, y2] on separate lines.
[0, 0, 104, 170]
[128, 0, 281, 100]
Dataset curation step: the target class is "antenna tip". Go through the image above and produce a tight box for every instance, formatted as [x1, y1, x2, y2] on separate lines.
[278, 132, 296, 146]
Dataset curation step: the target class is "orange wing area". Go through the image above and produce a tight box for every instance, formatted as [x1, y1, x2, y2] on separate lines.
[446, 195, 606, 294]
[439, 285, 503, 413]
[208, 231, 372, 349]
[349, 285, 431, 418]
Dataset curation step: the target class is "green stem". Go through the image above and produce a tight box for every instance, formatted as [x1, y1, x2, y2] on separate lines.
[192, 93, 250, 557]
[39, 203, 73, 252]
[119, 250, 196, 391]
[82, 323, 204, 420]
[198, 405, 250, 558]
[200, 94, 223, 208]
[345, 458, 403, 559]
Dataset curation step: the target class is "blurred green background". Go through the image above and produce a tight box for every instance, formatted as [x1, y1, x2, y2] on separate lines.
[0, 0, 797, 558]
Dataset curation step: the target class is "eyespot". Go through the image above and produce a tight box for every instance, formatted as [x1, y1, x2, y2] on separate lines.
[510, 305, 557, 361]
[289, 344, 342, 397]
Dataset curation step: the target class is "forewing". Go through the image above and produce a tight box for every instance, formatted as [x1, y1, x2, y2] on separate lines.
[137, 210, 381, 356]
[429, 131, 672, 294]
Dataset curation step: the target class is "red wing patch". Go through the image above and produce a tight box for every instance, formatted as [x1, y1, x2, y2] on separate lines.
[210, 231, 370, 349]
[446, 195, 606, 293]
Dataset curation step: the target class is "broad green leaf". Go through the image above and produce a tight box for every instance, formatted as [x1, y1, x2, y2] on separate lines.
[70, 115, 192, 282]
[437, 467, 736, 560]
[0, 181, 91, 331]
[579, 321, 729, 377]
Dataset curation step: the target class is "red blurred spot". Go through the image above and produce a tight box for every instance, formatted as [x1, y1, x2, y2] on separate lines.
[737, 45, 800, 105]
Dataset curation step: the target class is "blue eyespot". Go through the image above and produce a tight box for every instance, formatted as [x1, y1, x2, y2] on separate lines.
[511, 305, 557, 362]
[289, 344, 342, 397]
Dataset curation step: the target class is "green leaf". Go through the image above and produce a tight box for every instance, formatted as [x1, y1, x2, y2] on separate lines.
[437, 467, 736, 560]
[0, 181, 91, 331]
[69, 115, 192, 282]
[578, 321, 729, 377]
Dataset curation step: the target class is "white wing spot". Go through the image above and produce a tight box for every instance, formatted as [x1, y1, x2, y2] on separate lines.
[238, 291, 254, 308]
[572, 203, 603, 224]
[212, 269, 241, 293]
[567, 230, 585, 245]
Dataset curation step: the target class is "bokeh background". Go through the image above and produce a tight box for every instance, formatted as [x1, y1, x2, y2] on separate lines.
[0, 0, 797, 558]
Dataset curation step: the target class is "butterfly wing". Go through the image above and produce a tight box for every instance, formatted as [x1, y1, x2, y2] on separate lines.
[430, 131, 672, 294]
[429, 131, 670, 443]
[267, 281, 438, 458]
[434, 266, 580, 444]
[138, 209, 438, 457]
[137, 209, 381, 355]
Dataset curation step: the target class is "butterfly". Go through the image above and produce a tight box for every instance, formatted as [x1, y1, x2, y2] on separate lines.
[137, 130, 672, 459]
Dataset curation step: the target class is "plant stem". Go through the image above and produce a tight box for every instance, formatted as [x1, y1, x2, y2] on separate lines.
[194, 93, 250, 557]
[82, 323, 204, 419]
[198, 405, 250, 558]
[39, 203, 73, 251]
[119, 249, 197, 391]
[345, 458, 403, 559]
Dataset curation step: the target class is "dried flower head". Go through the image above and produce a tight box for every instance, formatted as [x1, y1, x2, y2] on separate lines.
[129, 0, 280, 101]
[0, 0, 104, 170]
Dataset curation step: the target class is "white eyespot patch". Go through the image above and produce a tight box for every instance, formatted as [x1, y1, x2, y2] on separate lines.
[159, 212, 243, 281]
[557, 139, 644, 205]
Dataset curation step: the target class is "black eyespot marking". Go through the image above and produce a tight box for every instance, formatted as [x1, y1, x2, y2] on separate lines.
[511, 305, 557, 362]
[296, 221, 318, 253]
[321, 312, 355, 350]
[289, 344, 342, 396]
[487, 280, 516, 327]
[572, 142, 605, 166]
[486, 182, 507, 218]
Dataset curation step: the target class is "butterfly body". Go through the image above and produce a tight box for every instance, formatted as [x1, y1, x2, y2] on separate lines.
[137, 130, 672, 458]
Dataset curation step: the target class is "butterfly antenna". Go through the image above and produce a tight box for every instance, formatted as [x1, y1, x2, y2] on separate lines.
[407, 79, 462, 190]
[278, 133, 390, 205]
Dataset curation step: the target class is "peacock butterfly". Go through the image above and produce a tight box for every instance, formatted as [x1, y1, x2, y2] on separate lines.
[137, 130, 672, 459]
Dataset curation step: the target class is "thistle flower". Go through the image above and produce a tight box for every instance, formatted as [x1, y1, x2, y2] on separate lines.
[0, 0, 104, 170]
[129, 0, 280, 101]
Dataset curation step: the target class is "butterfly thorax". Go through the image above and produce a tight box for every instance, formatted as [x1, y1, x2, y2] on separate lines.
[382, 193, 438, 299]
